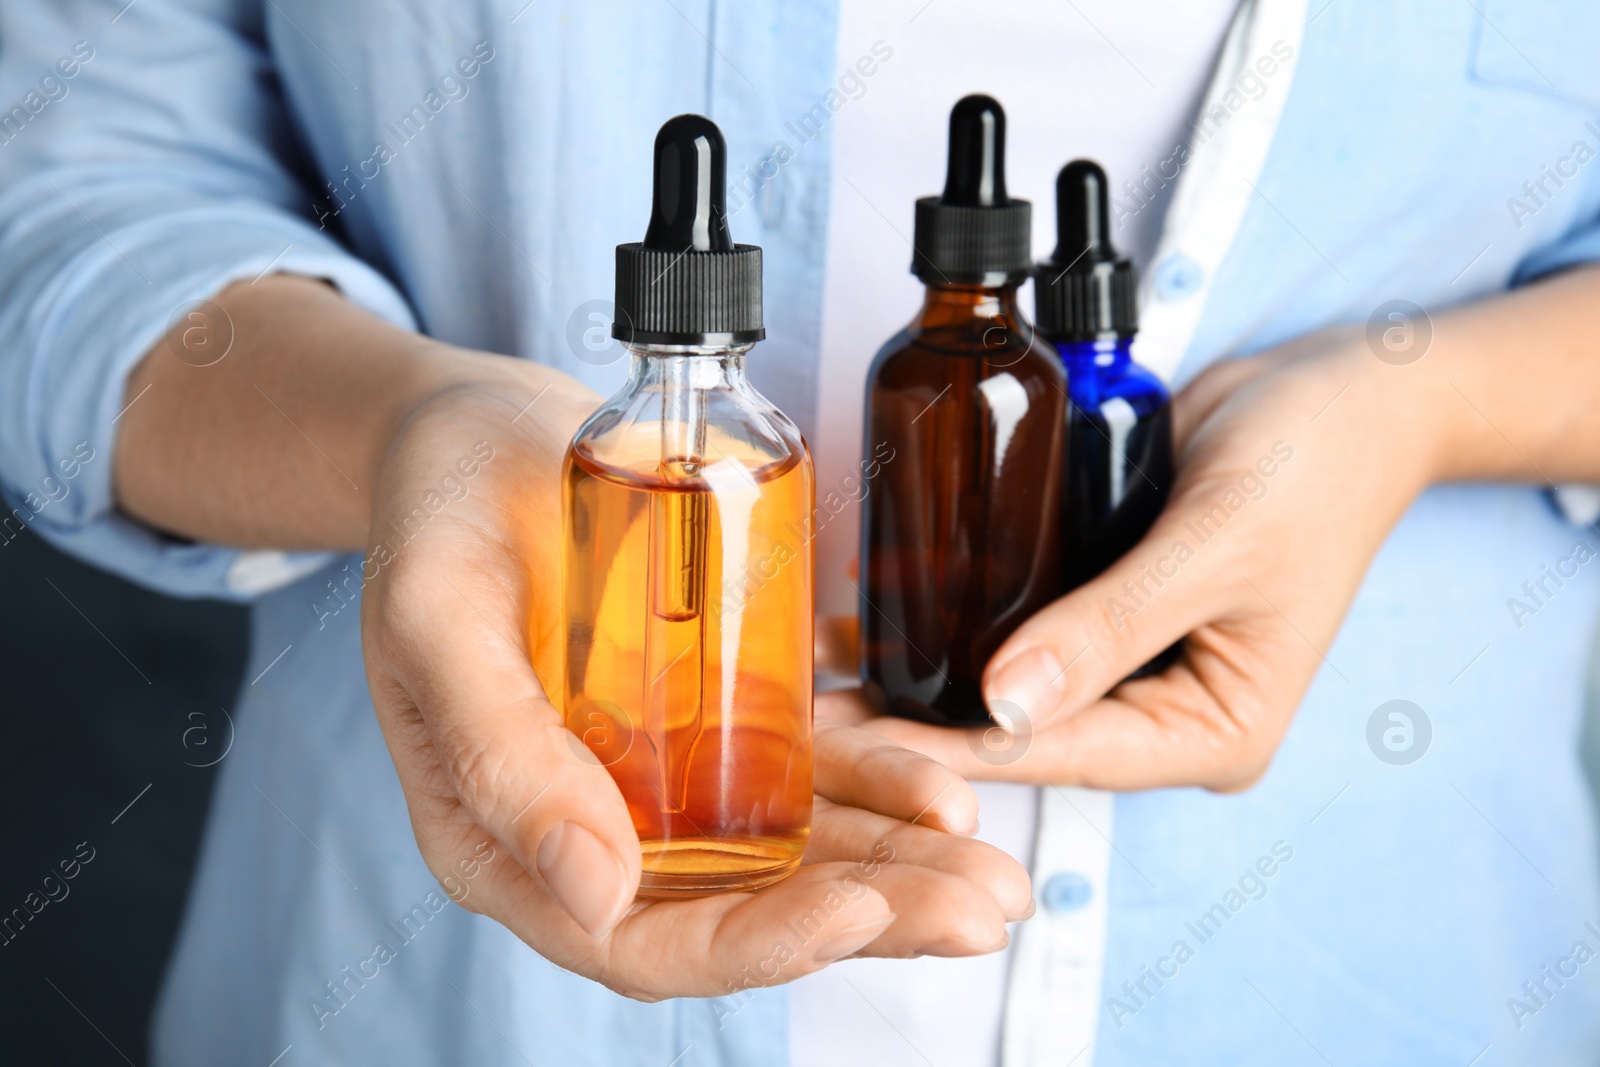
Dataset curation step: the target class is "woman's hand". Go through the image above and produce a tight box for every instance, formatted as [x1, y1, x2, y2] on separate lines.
[118, 276, 1028, 1003]
[358, 361, 1030, 1003]
[857, 329, 1444, 790]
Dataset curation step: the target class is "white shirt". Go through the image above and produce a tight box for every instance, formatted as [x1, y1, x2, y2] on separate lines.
[794, 2, 1240, 1064]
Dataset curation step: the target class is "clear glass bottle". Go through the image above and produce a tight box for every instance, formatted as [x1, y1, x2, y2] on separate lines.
[561, 115, 813, 896]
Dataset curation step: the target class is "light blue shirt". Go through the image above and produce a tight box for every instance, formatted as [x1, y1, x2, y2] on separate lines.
[2, 1, 1599, 1064]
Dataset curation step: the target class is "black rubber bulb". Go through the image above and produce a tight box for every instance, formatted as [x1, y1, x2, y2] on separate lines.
[643, 113, 733, 253]
[1051, 159, 1115, 266]
[940, 95, 1010, 207]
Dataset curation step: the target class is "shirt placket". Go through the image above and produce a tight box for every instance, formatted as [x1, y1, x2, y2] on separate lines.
[1000, 2, 1308, 1065]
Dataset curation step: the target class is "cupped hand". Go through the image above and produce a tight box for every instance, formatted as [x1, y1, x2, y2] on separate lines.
[359, 356, 1029, 1002]
[859, 332, 1443, 790]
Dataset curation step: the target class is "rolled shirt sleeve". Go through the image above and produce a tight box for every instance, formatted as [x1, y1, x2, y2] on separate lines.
[1515, 216, 1600, 287]
[1515, 216, 1600, 528]
[0, 0, 415, 599]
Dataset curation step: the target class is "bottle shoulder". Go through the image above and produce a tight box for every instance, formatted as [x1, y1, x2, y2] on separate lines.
[1065, 357, 1170, 414]
[569, 375, 810, 486]
[867, 325, 1063, 391]
[568, 436, 807, 490]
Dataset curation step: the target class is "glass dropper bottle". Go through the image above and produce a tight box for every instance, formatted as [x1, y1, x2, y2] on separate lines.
[561, 115, 814, 896]
[1036, 159, 1179, 674]
[858, 95, 1067, 725]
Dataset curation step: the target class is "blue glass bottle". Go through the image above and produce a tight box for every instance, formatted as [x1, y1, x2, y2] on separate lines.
[1057, 334, 1172, 589]
[1036, 161, 1178, 673]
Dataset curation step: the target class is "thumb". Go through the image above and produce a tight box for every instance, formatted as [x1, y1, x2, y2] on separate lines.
[369, 556, 641, 939]
[981, 511, 1224, 731]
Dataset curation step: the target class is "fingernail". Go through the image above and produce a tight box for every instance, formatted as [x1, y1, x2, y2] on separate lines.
[812, 915, 895, 963]
[1012, 898, 1037, 922]
[536, 820, 631, 937]
[913, 932, 1010, 958]
[986, 647, 1067, 731]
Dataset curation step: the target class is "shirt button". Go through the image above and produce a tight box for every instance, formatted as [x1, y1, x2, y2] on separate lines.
[1153, 253, 1204, 301]
[1040, 871, 1094, 912]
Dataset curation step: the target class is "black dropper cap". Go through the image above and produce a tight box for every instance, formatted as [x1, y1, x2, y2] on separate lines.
[1034, 159, 1137, 341]
[911, 95, 1032, 284]
[614, 114, 764, 346]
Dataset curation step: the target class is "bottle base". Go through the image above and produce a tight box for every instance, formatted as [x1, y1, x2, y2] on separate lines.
[637, 835, 807, 898]
[862, 677, 992, 727]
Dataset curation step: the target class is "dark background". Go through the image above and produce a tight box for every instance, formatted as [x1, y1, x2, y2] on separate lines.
[0, 528, 246, 1066]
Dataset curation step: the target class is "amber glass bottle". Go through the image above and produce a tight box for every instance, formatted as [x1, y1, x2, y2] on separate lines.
[859, 96, 1066, 726]
[562, 115, 813, 896]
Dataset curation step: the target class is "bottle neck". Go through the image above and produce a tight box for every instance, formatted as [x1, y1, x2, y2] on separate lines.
[1054, 334, 1133, 377]
[622, 344, 755, 476]
[916, 281, 1027, 329]
[625, 343, 753, 391]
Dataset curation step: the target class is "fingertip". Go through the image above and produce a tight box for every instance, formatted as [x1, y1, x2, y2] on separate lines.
[919, 774, 979, 837]
[535, 819, 634, 938]
[987, 704, 1018, 735]
[983, 646, 1070, 732]
[913, 931, 1010, 958]
[810, 901, 896, 964]
[997, 879, 1033, 923]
